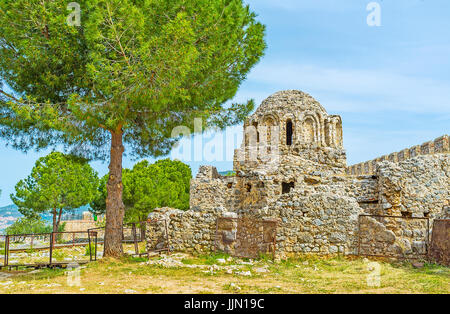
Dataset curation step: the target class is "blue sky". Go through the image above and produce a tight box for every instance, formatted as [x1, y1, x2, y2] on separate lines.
[1, 0, 449, 206]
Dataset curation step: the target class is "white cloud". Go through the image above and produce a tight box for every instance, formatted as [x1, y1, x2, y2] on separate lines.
[245, 62, 450, 113]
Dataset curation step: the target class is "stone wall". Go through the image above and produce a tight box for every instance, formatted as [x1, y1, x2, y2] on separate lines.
[150, 153, 448, 259]
[244, 192, 362, 255]
[359, 215, 429, 257]
[376, 154, 449, 219]
[347, 135, 449, 175]
[145, 91, 449, 260]
[147, 207, 225, 254]
[149, 169, 368, 257]
[357, 153, 449, 258]
[215, 216, 277, 258]
[62, 212, 99, 232]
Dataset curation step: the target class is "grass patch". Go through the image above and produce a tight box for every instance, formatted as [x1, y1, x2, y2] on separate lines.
[181, 252, 232, 265]
[0, 254, 448, 294]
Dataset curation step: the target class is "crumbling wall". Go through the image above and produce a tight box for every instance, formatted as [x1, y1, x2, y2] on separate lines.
[215, 215, 277, 258]
[347, 135, 449, 175]
[358, 216, 429, 257]
[146, 91, 449, 260]
[356, 153, 449, 258]
[376, 154, 449, 218]
[242, 192, 363, 255]
[189, 166, 238, 211]
[146, 207, 225, 254]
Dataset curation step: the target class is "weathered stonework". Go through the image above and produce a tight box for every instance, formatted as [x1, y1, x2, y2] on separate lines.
[376, 155, 449, 219]
[146, 90, 449, 259]
[347, 135, 449, 176]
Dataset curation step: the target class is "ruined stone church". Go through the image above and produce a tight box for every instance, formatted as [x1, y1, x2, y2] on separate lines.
[147, 90, 449, 259]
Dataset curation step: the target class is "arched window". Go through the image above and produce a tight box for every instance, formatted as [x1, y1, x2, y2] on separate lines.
[286, 120, 293, 146]
[302, 117, 315, 143]
[252, 122, 259, 143]
[324, 121, 331, 146]
[265, 117, 274, 145]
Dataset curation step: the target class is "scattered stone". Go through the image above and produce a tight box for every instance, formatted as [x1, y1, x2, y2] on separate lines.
[43, 283, 61, 287]
[254, 267, 269, 273]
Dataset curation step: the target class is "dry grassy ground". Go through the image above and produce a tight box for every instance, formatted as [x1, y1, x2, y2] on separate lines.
[0, 253, 448, 294]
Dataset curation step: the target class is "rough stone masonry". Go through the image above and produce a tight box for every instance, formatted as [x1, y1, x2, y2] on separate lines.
[147, 90, 449, 259]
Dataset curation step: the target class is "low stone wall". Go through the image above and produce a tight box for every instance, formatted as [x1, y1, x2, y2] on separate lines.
[215, 216, 277, 258]
[347, 135, 449, 175]
[147, 192, 364, 258]
[246, 192, 363, 255]
[63, 220, 98, 233]
[359, 216, 429, 257]
[147, 153, 448, 260]
[146, 207, 223, 254]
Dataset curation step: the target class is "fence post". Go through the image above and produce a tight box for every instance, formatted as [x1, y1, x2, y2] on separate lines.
[94, 232, 98, 261]
[4, 236, 9, 267]
[88, 231, 92, 262]
[49, 233, 54, 266]
[132, 223, 139, 255]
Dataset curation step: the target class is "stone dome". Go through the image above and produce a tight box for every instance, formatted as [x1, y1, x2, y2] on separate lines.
[252, 90, 328, 117]
[240, 90, 344, 152]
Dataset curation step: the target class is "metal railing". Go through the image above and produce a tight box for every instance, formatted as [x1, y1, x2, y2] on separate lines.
[88, 221, 148, 257]
[0, 231, 98, 269]
[0, 221, 149, 269]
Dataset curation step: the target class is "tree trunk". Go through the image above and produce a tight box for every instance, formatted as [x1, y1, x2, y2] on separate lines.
[56, 209, 62, 232]
[52, 208, 57, 233]
[52, 208, 57, 246]
[104, 129, 125, 258]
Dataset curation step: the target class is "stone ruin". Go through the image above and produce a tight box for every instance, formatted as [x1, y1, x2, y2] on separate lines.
[147, 90, 449, 259]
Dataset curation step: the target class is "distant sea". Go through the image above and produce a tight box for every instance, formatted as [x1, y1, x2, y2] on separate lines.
[0, 204, 89, 233]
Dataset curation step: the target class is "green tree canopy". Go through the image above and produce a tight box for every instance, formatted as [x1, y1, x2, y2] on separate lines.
[90, 159, 192, 222]
[89, 174, 109, 217]
[10, 152, 98, 232]
[124, 159, 191, 222]
[6, 216, 65, 236]
[0, 0, 266, 257]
